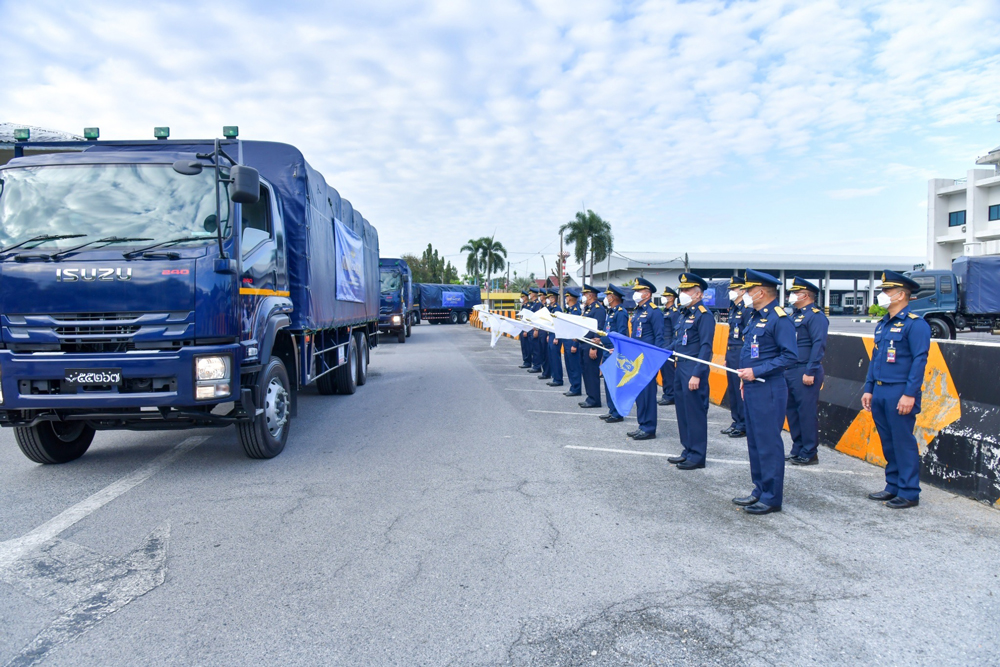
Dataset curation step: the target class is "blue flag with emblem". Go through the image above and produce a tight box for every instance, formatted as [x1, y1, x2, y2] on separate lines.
[599, 332, 672, 416]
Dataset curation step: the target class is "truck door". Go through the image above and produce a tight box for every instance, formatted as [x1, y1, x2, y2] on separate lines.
[239, 182, 284, 341]
[907, 274, 940, 315]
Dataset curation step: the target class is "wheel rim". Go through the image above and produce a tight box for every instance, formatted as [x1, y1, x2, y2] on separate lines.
[50, 421, 86, 442]
[264, 376, 289, 438]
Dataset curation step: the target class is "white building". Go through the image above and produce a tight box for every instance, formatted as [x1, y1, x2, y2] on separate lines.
[927, 143, 1000, 269]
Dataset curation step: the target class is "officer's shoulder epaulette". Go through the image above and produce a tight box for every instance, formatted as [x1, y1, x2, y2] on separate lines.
[698, 305, 708, 314]
[908, 313, 918, 319]
[812, 307, 821, 313]
[774, 306, 787, 317]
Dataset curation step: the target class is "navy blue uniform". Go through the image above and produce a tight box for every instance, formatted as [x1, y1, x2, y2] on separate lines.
[519, 301, 532, 366]
[660, 304, 681, 402]
[603, 304, 629, 418]
[563, 302, 583, 393]
[580, 301, 606, 407]
[740, 300, 798, 508]
[864, 306, 931, 502]
[725, 301, 752, 432]
[627, 301, 665, 434]
[785, 304, 829, 460]
[667, 303, 715, 465]
[546, 302, 563, 384]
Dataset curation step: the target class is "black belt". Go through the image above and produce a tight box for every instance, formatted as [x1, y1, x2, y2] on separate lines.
[875, 380, 904, 386]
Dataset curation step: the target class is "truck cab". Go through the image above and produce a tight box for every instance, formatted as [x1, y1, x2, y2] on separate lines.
[378, 258, 413, 342]
[906, 270, 960, 338]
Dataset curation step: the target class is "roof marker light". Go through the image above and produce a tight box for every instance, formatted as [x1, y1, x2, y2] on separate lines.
[223, 126, 239, 138]
[154, 126, 170, 140]
[13, 128, 29, 141]
[83, 127, 100, 140]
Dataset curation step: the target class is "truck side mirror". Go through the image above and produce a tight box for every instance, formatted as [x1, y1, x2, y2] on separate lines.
[230, 166, 260, 204]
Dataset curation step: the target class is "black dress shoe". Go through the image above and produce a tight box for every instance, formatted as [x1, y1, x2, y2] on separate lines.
[546, 381, 564, 387]
[527, 368, 541, 374]
[564, 391, 582, 397]
[721, 425, 735, 435]
[732, 495, 760, 506]
[657, 399, 674, 406]
[744, 502, 781, 515]
[868, 490, 897, 501]
[598, 414, 611, 420]
[538, 375, 551, 380]
[676, 460, 705, 470]
[784, 454, 796, 461]
[518, 363, 532, 369]
[728, 430, 746, 438]
[632, 431, 656, 441]
[885, 497, 919, 509]
[579, 402, 601, 408]
[790, 455, 818, 466]
[667, 455, 686, 464]
[604, 416, 624, 423]
[626, 429, 642, 437]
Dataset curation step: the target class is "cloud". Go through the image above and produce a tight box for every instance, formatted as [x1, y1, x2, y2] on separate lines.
[826, 186, 888, 199]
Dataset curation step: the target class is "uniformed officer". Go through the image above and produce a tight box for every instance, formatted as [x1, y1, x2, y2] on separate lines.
[623, 278, 664, 441]
[561, 287, 584, 396]
[862, 271, 931, 509]
[664, 273, 716, 469]
[599, 285, 629, 423]
[784, 277, 829, 465]
[527, 288, 545, 374]
[518, 289, 532, 369]
[658, 286, 681, 407]
[733, 269, 799, 515]
[723, 276, 751, 438]
[578, 285, 606, 408]
[544, 288, 564, 386]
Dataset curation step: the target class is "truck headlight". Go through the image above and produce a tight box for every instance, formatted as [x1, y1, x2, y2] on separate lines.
[391, 315, 402, 324]
[196, 356, 230, 381]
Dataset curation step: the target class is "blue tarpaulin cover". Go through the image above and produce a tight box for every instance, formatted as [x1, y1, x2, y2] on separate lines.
[953, 256, 1000, 315]
[418, 284, 482, 309]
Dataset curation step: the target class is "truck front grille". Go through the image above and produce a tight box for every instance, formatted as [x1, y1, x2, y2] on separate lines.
[4, 311, 195, 353]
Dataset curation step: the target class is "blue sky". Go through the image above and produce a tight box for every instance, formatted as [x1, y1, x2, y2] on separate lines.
[2, 0, 999, 280]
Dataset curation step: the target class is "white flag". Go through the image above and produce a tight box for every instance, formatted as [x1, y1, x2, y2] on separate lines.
[490, 322, 503, 347]
[552, 315, 590, 342]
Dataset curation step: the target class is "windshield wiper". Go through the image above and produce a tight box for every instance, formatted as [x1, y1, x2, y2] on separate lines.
[122, 236, 214, 259]
[0, 234, 86, 256]
[16, 236, 153, 262]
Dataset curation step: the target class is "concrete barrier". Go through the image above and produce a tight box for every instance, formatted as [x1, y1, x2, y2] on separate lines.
[708, 324, 1000, 507]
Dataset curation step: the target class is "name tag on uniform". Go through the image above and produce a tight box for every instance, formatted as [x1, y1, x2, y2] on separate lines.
[756, 322, 766, 328]
[681, 331, 688, 345]
[890, 327, 902, 333]
[887, 341, 896, 363]
[637, 322, 643, 337]
[750, 335, 759, 359]
[732, 327, 739, 339]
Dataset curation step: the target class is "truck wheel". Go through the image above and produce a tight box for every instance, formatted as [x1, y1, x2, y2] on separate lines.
[405, 317, 412, 338]
[356, 332, 369, 386]
[14, 421, 95, 464]
[927, 317, 951, 340]
[238, 357, 290, 459]
[397, 327, 406, 343]
[449, 311, 459, 324]
[459, 311, 469, 324]
[334, 335, 358, 394]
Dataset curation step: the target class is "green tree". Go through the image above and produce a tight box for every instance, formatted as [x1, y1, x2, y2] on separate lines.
[460, 238, 485, 285]
[510, 273, 536, 293]
[559, 209, 613, 286]
[401, 244, 460, 283]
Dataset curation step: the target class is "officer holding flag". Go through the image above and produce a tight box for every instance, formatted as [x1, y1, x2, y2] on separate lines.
[723, 276, 751, 438]
[600, 284, 630, 423]
[625, 278, 664, 441]
[658, 286, 681, 407]
[562, 287, 584, 396]
[527, 287, 545, 375]
[579, 284, 606, 409]
[518, 289, 532, 369]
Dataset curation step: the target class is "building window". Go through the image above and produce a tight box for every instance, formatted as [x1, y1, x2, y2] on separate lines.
[990, 204, 1000, 221]
[948, 210, 966, 227]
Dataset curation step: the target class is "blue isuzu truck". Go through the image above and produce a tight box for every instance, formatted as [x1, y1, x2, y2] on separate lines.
[378, 257, 415, 343]
[0, 136, 379, 462]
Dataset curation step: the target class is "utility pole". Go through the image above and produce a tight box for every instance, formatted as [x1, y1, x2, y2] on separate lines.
[558, 230, 565, 306]
[684, 252, 689, 273]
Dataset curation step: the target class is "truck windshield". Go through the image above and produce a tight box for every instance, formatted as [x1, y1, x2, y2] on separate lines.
[0, 164, 230, 250]
[380, 271, 402, 293]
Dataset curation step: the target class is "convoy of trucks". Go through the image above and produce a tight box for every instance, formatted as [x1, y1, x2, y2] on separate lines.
[417, 283, 482, 324]
[378, 257, 416, 342]
[0, 137, 380, 463]
[908, 256, 1000, 339]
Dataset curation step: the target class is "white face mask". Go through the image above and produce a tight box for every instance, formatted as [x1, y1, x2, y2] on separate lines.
[787, 293, 799, 306]
[603, 297, 610, 307]
[678, 292, 693, 307]
[728, 290, 740, 302]
[632, 291, 645, 303]
[877, 291, 893, 308]
[742, 292, 754, 308]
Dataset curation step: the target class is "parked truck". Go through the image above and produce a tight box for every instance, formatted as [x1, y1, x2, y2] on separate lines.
[379, 258, 415, 342]
[418, 284, 482, 324]
[0, 136, 379, 463]
[907, 257, 1000, 339]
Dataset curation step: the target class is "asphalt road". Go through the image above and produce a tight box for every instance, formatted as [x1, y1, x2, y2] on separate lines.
[1, 323, 998, 666]
[827, 315, 1000, 343]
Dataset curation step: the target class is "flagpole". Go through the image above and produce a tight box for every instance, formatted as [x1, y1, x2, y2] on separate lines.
[594, 332, 765, 383]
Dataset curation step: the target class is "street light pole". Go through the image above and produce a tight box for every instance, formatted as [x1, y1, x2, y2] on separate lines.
[558, 230, 565, 306]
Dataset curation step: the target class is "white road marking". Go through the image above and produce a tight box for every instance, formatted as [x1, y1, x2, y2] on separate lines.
[564, 446, 869, 474]
[0, 436, 207, 571]
[504, 388, 565, 392]
[530, 409, 635, 419]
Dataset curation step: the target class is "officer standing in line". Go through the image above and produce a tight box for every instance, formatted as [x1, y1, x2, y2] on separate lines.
[664, 273, 716, 469]
[518, 289, 532, 369]
[562, 287, 584, 397]
[658, 286, 681, 407]
[624, 278, 664, 441]
[723, 276, 751, 438]
[527, 288, 545, 375]
[599, 284, 629, 423]
[543, 288, 564, 386]
[733, 269, 799, 515]
[862, 271, 931, 509]
[579, 284, 606, 409]
[536, 288, 554, 380]
[784, 277, 829, 466]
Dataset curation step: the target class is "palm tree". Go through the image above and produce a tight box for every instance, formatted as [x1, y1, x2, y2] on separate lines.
[559, 210, 613, 286]
[479, 236, 507, 302]
[460, 238, 485, 285]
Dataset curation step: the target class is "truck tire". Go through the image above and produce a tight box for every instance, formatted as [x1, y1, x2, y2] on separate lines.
[14, 421, 95, 464]
[356, 332, 369, 386]
[316, 365, 337, 395]
[238, 357, 291, 459]
[397, 326, 406, 343]
[459, 311, 469, 324]
[334, 335, 358, 395]
[927, 317, 952, 340]
[449, 311, 459, 324]
[405, 317, 412, 338]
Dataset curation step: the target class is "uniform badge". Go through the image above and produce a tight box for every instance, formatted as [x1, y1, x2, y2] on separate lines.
[750, 335, 759, 359]
[886, 340, 896, 363]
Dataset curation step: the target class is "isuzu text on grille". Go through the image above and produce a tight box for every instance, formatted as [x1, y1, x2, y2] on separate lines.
[56, 268, 133, 282]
